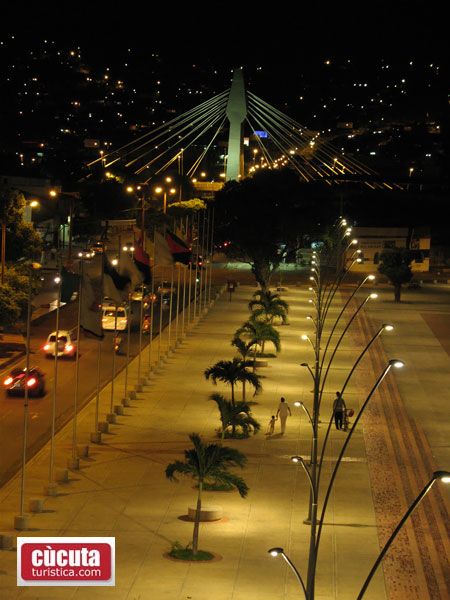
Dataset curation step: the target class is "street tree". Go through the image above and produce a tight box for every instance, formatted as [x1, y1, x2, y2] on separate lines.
[209, 393, 260, 439]
[0, 284, 21, 327]
[249, 289, 289, 325]
[214, 169, 315, 289]
[235, 318, 281, 363]
[378, 249, 413, 302]
[204, 357, 261, 405]
[165, 433, 248, 557]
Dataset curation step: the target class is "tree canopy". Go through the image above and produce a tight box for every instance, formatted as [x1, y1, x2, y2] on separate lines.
[378, 248, 413, 302]
[214, 169, 316, 289]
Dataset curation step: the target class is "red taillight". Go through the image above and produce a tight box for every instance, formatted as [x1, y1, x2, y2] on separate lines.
[65, 344, 73, 352]
[43, 344, 50, 351]
[4, 377, 13, 386]
[27, 378, 37, 388]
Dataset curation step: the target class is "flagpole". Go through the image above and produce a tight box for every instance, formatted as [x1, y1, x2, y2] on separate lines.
[181, 262, 187, 338]
[137, 280, 144, 384]
[208, 207, 215, 305]
[175, 263, 181, 346]
[107, 303, 118, 423]
[14, 263, 34, 530]
[91, 249, 105, 444]
[193, 211, 200, 319]
[198, 209, 205, 315]
[148, 226, 156, 373]
[137, 201, 146, 385]
[122, 293, 131, 402]
[158, 270, 164, 364]
[187, 260, 193, 327]
[68, 258, 83, 470]
[203, 208, 210, 312]
[45, 266, 62, 495]
[167, 262, 175, 352]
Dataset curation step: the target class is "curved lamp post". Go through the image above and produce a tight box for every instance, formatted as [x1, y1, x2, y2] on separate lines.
[356, 470, 450, 599]
[268, 547, 307, 599]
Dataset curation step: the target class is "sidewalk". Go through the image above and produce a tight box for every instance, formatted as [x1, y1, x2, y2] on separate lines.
[0, 283, 446, 599]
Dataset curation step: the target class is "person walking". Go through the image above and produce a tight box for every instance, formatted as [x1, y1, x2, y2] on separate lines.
[333, 391, 347, 430]
[266, 415, 277, 436]
[276, 397, 292, 434]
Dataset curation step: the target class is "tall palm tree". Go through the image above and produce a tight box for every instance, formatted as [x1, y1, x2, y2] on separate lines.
[235, 318, 281, 365]
[249, 289, 289, 325]
[165, 433, 249, 555]
[231, 337, 256, 399]
[209, 393, 261, 439]
[204, 357, 261, 405]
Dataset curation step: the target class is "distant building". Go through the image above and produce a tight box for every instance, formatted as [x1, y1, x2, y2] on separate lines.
[348, 227, 430, 273]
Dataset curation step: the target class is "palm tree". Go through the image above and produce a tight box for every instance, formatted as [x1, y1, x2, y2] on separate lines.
[204, 357, 261, 406]
[235, 318, 281, 365]
[249, 289, 289, 325]
[210, 393, 261, 439]
[231, 337, 256, 399]
[165, 433, 249, 556]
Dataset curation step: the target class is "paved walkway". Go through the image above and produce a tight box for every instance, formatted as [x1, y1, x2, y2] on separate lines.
[0, 283, 448, 599]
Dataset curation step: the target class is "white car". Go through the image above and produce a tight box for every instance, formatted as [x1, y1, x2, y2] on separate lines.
[102, 305, 128, 331]
[43, 331, 76, 359]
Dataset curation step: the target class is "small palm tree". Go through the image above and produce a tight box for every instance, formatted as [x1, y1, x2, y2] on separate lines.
[235, 318, 281, 365]
[165, 433, 249, 556]
[249, 290, 289, 325]
[210, 393, 261, 439]
[204, 357, 261, 405]
[231, 337, 257, 399]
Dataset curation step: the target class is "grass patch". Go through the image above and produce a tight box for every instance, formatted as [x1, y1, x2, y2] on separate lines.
[169, 547, 214, 561]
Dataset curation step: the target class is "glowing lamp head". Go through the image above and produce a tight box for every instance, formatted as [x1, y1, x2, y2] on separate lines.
[54, 276, 61, 284]
[383, 324, 394, 331]
[111, 259, 118, 266]
[268, 547, 283, 557]
[356, 258, 362, 263]
[351, 238, 358, 245]
[294, 401, 301, 407]
[301, 334, 309, 341]
[126, 186, 134, 193]
[434, 471, 450, 483]
[389, 359, 405, 368]
[367, 274, 376, 281]
[369, 293, 378, 299]
[291, 456, 301, 464]
[309, 276, 314, 281]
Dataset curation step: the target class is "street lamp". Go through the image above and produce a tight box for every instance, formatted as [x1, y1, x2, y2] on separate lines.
[356, 470, 450, 599]
[268, 547, 307, 598]
[154, 185, 177, 214]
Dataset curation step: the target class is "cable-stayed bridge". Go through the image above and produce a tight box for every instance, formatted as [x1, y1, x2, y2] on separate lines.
[87, 68, 397, 191]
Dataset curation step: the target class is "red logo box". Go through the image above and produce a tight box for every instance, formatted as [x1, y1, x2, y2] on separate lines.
[17, 537, 115, 587]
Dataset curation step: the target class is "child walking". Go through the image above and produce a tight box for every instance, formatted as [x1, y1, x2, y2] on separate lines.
[266, 415, 277, 435]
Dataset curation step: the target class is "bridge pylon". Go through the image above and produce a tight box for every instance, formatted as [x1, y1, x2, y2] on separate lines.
[225, 68, 247, 182]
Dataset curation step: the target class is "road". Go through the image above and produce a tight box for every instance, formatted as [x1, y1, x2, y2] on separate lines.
[0, 290, 195, 487]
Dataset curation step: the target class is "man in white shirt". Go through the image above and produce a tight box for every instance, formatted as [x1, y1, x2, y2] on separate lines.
[276, 397, 292, 434]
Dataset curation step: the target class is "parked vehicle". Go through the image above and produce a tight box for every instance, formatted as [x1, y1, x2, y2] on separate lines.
[102, 305, 128, 331]
[42, 330, 76, 359]
[3, 367, 46, 397]
[408, 280, 422, 289]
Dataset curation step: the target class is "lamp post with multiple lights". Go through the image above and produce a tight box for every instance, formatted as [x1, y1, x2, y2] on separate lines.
[266, 216, 436, 599]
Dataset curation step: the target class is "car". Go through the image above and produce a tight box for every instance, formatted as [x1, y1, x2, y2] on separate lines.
[102, 305, 128, 331]
[78, 249, 94, 260]
[42, 331, 76, 359]
[90, 241, 104, 254]
[3, 367, 46, 397]
[157, 281, 177, 294]
[131, 285, 158, 305]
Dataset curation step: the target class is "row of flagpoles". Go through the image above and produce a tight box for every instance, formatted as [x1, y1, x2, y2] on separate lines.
[14, 208, 215, 529]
